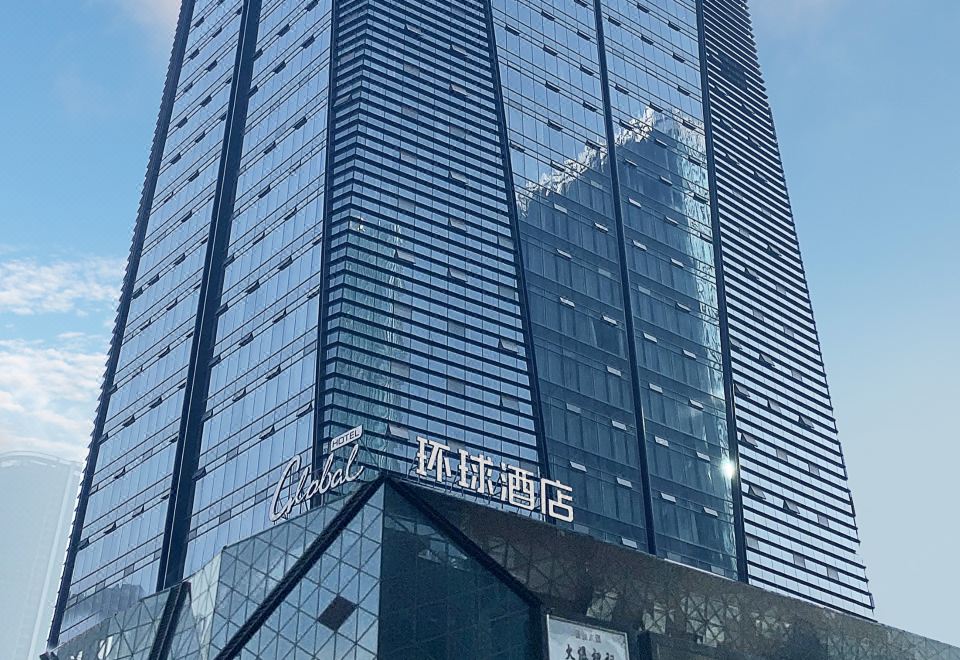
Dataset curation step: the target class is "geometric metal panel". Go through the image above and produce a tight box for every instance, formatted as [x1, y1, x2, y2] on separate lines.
[46, 479, 960, 660]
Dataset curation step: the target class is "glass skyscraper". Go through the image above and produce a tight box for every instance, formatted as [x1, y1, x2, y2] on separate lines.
[0, 453, 81, 660]
[703, 0, 872, 616]
[49, 0, 872, 647]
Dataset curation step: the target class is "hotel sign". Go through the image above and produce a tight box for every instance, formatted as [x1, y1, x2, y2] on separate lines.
[269, 426, 576, 524]
[415, 436, 574, 522]
[269, 425, 365, 522]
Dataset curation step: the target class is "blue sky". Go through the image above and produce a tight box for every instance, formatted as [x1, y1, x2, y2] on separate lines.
[0, 0, 956, 647]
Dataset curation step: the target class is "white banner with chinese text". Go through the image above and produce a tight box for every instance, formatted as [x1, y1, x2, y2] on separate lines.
[547, 616, 629, 660]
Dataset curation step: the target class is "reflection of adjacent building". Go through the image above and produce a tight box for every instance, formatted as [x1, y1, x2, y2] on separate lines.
[513, 110, 739, 577]
[0, 452, 80, 660]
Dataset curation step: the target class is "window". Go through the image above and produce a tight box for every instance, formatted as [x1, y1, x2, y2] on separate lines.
[593, 318, 620, 353]
[500, 395, 520, 411]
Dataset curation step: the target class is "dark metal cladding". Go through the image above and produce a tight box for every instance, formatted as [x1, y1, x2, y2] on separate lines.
[47, 481, 957, 659]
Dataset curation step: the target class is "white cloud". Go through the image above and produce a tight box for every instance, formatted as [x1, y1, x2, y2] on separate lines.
[0, 257, 124, 316]
[98, 0, 181, 45]
[0, 254, 120, 461]
[0, 338, 107, 462]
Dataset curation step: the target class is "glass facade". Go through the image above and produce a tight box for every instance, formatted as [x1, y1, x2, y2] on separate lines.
[57, 0, 248, 639]
[52, 0, 874, 647]
[185, 0, 335, 578]
[490, 0, 736, 577]
[316, 0, 543, 508]
[232, 490, 382, 658]
[379, 487, 536, 659]
[492, 0, 651, 551]
[597, 0, 736, 575]
[701, 0, 873, 615]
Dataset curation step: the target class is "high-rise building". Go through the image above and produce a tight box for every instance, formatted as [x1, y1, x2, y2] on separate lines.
[49, 0, 874, 649]
[0, 453, 81, 660]
[702, 0, 872, 616]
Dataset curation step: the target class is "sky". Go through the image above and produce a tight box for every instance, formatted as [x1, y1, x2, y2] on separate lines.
[0, 0, 957, 648]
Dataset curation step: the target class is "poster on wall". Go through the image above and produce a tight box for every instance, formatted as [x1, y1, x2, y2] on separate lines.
[547, 615, 629, 660]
